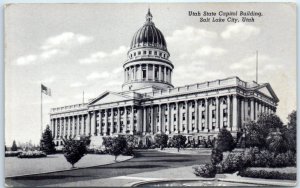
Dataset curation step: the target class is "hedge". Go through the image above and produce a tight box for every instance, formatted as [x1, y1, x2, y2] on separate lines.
[18, 150, 47, 158]
[238, 168, 296, 180]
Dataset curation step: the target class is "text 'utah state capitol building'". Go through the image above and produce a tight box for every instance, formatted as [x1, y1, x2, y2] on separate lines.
[49, 10, 279, 147]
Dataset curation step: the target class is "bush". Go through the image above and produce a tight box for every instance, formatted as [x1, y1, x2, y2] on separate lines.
[18, 150, 47, 158]
[87, 148, 108, 154]
[11, 140, 18, 151]
[211, 148, 223, 165]
[238, 169, 296, 180]
[242, 147, 259, 167]
[193, 163, 217, 178]
[40, 125, 56, 154]
[266, 131, 288, 154]
[170, 135, 186, 152]
[215, 129, 235, 152]
[108, 137, 127, 160]
[220, 152, 244, 173]
[252, 150, 275, 167]
[5, 151, 22, 157]
[272, 153, 288, 167]
[154, 133, 168, 150]
[63, 139, 87, 168]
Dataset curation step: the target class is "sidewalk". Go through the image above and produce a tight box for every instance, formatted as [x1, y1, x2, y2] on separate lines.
[44, 165, 296, 187]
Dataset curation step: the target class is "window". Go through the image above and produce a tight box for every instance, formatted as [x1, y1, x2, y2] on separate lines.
[143, 51, 146, 55]
[134, 109, 137, 113]
[182, 113, 186, 121]
[174, 114, 176, 121]
[212, 110, 216, 119]
[223, 121, 228, 128]
[223, 108, 228, 117]
[192, 102, 195, 108]
[154, 51, 157, 55]
[174, 105, 176, 110]
[159, 52, 162, 56]
[212, 122, 216, 129]
[183, 105, 185, 109]
[223, 100, 226, 105]
[192, 112, 195, 120]
[157, 116, 159, 122]
[149, 51, 152, 55]
[202, 111, 205, 119]
[138, 51, 141, 55]
[165, 115, 168, 122]
[202, 102, 205, 107]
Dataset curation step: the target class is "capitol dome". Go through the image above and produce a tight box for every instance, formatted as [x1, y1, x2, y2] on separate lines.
[130, 9, 167, 51]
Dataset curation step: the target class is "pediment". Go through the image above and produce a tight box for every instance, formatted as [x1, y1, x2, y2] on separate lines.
[88, 91, 133, 105]
[256, 84, 279, 102]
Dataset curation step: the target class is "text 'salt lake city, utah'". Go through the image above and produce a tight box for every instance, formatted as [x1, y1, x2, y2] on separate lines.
[4, 3, 296, 187]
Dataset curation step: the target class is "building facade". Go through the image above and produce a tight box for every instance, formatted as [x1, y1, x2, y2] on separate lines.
[49, 10, 279, 146]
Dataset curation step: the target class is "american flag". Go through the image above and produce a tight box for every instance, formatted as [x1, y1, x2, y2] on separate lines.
[41, 84, 51, 96]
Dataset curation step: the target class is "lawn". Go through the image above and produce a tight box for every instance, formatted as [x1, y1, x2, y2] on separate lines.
[156, 148, 212, 155]
[248, 167, 297, 173]
[5, 154, 132, 177]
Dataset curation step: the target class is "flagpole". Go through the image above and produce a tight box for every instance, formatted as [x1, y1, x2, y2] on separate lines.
[41, 84, 43, 137]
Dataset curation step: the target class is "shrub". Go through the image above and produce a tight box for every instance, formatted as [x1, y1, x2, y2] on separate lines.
[285, 150, 296, 166]
[272, 153, 288, 167]
[193, 163, 217, 178]
[154, 133, 168, 150]
[238, 169, 296, 180]
[242, 147, 259, 167]
[108, 137, 127, 160]
[87, 148, 108, 154]
[18, 150, 47, 158]
[215, 129, 235, 152]
[252, 150, 275, 167]
[220, 152, 244, 173]
[11, 140, 18, 151]
[5, 151, 22, 157]
[211, 148, 223, 165]
[63, 139, 87, 168]
[170, 135, 186, 152]
[266, 131, 288, 154]
[138, 140, 143, 149]
[40, 125, 56, 154]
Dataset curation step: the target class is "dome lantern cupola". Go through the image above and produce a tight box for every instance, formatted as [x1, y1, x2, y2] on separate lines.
[122, 9, 174, 92]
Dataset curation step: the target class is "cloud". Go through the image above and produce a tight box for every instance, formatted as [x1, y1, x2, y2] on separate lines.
[86, 71, 110, 81]
[79, 45, 128, 64]
[180, 46, 226, 60]
[221, 23, 260, 41]
[41, 76, 56, 84]
[166, 26, 217, 44]
[41, 32, 93, 50]
[230, 54, 272, 71]
[15, 32, 93, 66]
[15, 55, 37, 65]
[70, 82, 85, 88]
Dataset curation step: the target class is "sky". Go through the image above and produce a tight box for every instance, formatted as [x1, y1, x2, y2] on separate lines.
[5, 3, 296, 145]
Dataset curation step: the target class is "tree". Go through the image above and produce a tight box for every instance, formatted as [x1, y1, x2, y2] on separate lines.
[244, 121, 265, 148]
[63, 138, 87, 168]
[11, 140, 18, 151]
[154, 133, 168, 150]
[171, 135, 186, 152]
[211, 148, 223, 165]
[40, 125, 56, 154]
[266, 130, 288, 154]
[109, 137, 127, 161]
[283, 110, 297, 152]
[215, 128, 235, 152]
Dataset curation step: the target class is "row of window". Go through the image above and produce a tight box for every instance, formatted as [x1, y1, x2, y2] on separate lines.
[129, 50, 168, 59]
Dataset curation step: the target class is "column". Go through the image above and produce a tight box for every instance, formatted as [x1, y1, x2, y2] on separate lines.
[153, 65, 156, 80]
[146, 64, 149, 81]
[158, 104, 161, 133]
[194, 100, 199, 133]
[258, 102, 262, 117]
[117, 108, 120, 134]
[81, 115, 85, 135]
[104, 109, 108, 136]
[186, 101, 190, 133]
[124, 107, 127, 133]
[232, 95, 238, 131]
[77, 116, 81, 136]
[176, 102, 180, 133]
[241, 99, 245, 129]
[220, 99, 224, 129]
[111, 108, 114, 135]
[158, 65, 162, 81]
[255, 100, 259, 120]
[167, 103, 171, 134]
[205, 98, 209, 132]
[215, 97, 219, 131]
[143, 107, 146, 134]
[130, 106, 134, 134]
[134, 66, 137, 80]
[250, 99, 255, 120]
[227, 96, 231, 129]
[91, 112, 95, 136]
[151, 106, 154, 134]
[67, 117, 71, 138]
[54, 119, 58, 139]
[164, 66, 167, 82]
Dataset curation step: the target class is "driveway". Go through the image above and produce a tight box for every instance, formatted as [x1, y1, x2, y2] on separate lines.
[6, 149, 210, 187]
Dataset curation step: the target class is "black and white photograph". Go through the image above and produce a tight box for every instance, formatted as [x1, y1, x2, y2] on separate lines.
[4, 2, 297, 187]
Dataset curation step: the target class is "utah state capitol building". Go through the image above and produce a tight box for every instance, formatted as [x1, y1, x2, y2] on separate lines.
[49, 9, 279, 147]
